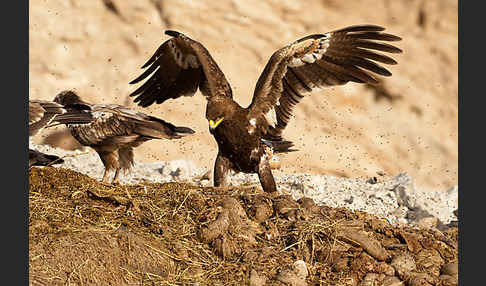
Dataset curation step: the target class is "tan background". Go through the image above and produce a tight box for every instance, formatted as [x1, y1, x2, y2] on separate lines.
[29, 0, 458, 192]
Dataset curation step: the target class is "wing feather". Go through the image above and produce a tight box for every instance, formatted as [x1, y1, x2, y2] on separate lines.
[29, 100, 66, 136]
[129, 31, 232, 107]
[62, 103, 195, 147]
[248, 25, 402, 142]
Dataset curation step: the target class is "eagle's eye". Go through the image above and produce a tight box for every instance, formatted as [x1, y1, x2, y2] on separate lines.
[209, 117, 224, 130]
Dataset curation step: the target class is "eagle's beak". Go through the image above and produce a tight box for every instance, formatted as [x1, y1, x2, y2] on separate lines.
[209, 117, 224, 130]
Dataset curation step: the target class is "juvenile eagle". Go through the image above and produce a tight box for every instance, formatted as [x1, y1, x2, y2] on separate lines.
[53, 90, 195, 184]
[29, 100, 67, 167]
[128, 25, 402, 192]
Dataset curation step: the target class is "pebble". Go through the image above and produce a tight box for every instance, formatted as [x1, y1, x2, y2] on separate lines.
[292, 260, 308, 280]
[390, 253, 416, 275]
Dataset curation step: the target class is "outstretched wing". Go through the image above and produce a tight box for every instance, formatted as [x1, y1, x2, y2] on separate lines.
[58, 104, 195, 147]
[29, 100, 66, 136]
[128, 30, 233, 107]
[247, 25, 402, 141]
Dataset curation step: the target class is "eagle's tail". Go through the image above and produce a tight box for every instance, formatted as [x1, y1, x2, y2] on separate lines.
[261, 138, 297, 153]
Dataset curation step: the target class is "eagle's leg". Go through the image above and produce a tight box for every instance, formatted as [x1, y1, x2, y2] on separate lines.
[257, 155, 277, 193]
[214, 153, 233, 187]
[112, 168, 121, 185]
[97, 150, 118, 186]
[101, 168, 111, 184]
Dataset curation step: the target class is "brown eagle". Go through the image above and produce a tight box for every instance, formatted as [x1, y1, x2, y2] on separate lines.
[128, 25, 402, 193]
[29, 100, 67, 167]
[53, 90, 195, 184]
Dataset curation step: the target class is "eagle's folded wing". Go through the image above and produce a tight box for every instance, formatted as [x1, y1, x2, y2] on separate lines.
[60, 104, 194, 146]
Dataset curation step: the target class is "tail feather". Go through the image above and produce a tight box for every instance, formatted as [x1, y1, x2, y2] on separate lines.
[261, 138, 297, 153]
[172, 126, 196, 135]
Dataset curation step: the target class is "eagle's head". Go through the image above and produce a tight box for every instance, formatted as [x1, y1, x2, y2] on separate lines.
[206, 96, 238, 133]
[53, 90, 90, 109]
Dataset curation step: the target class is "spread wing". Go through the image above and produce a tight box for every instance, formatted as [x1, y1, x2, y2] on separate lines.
[56, 104, 195, 146]
[128, 30, 233, 107]
[29, 100, 66, 136]
[247, 25, 402, 141]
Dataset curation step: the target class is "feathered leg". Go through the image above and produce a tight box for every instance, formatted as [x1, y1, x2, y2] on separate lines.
[96, 150, 119, 185]
[112, 168, 121, 185]
[257, 155, 277, 193]
[214, 152, 233, 187]
[114, 147, 135, 185]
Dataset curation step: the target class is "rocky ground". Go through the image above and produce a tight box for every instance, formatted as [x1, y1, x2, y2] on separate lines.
[30, 141, 458, 229]
[29, 166, 458, 285]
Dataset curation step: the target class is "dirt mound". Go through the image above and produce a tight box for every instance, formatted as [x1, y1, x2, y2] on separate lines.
[29, 167, 457, 285]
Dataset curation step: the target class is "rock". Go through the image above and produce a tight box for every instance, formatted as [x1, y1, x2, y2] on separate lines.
[292, 260, 308, 280]
[275, 268, 307, 286]
[337, 227, 389, 261]
[249, 269, 266, 286]
[415, 249, 444, 277]
[438, 274, 458, 286]
[275, 260, 309, 286]
[416, 216, 438, 229]
[382, 276, 404, 286]
[375, 262, 395, 276]
[251, 196, 274, 223]
[358, 273, 384, 286]
[331, 257, 349, 272]
[441, 262, 458, 278]
[390, 253, 416, 276]
[399, 231, 422, 253]
[159, 160, 202, 180]
[407, 273, 436, 286]
[274, 195, 301, 221]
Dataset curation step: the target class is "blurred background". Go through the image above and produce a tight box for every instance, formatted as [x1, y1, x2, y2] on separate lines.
[29, 0, 457, 193]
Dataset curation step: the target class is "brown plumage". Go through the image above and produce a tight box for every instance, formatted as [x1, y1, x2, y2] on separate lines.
[29, 149, 64, 168]
[29, 100, 68, 168]
[53, 90, 195, 184]
[29, 99, 67, 137]
[128, 25, 402, 192]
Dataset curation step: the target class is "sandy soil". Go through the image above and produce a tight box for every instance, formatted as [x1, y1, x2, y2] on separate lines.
[29, 0, 458, 193]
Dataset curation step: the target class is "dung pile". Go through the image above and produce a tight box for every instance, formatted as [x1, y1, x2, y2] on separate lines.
[29, 167, 458, 285]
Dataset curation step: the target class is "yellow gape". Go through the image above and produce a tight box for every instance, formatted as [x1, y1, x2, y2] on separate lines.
[209, 117, 224, 129]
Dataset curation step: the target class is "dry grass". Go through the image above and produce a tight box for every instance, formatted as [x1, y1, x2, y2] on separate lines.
[29, 167, 458, 285]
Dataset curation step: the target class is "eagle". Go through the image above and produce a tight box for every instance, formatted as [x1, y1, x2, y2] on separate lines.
[53, 90, 195, 184]
[128, 25, 402, 193]
[29, 100, 67, 167]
